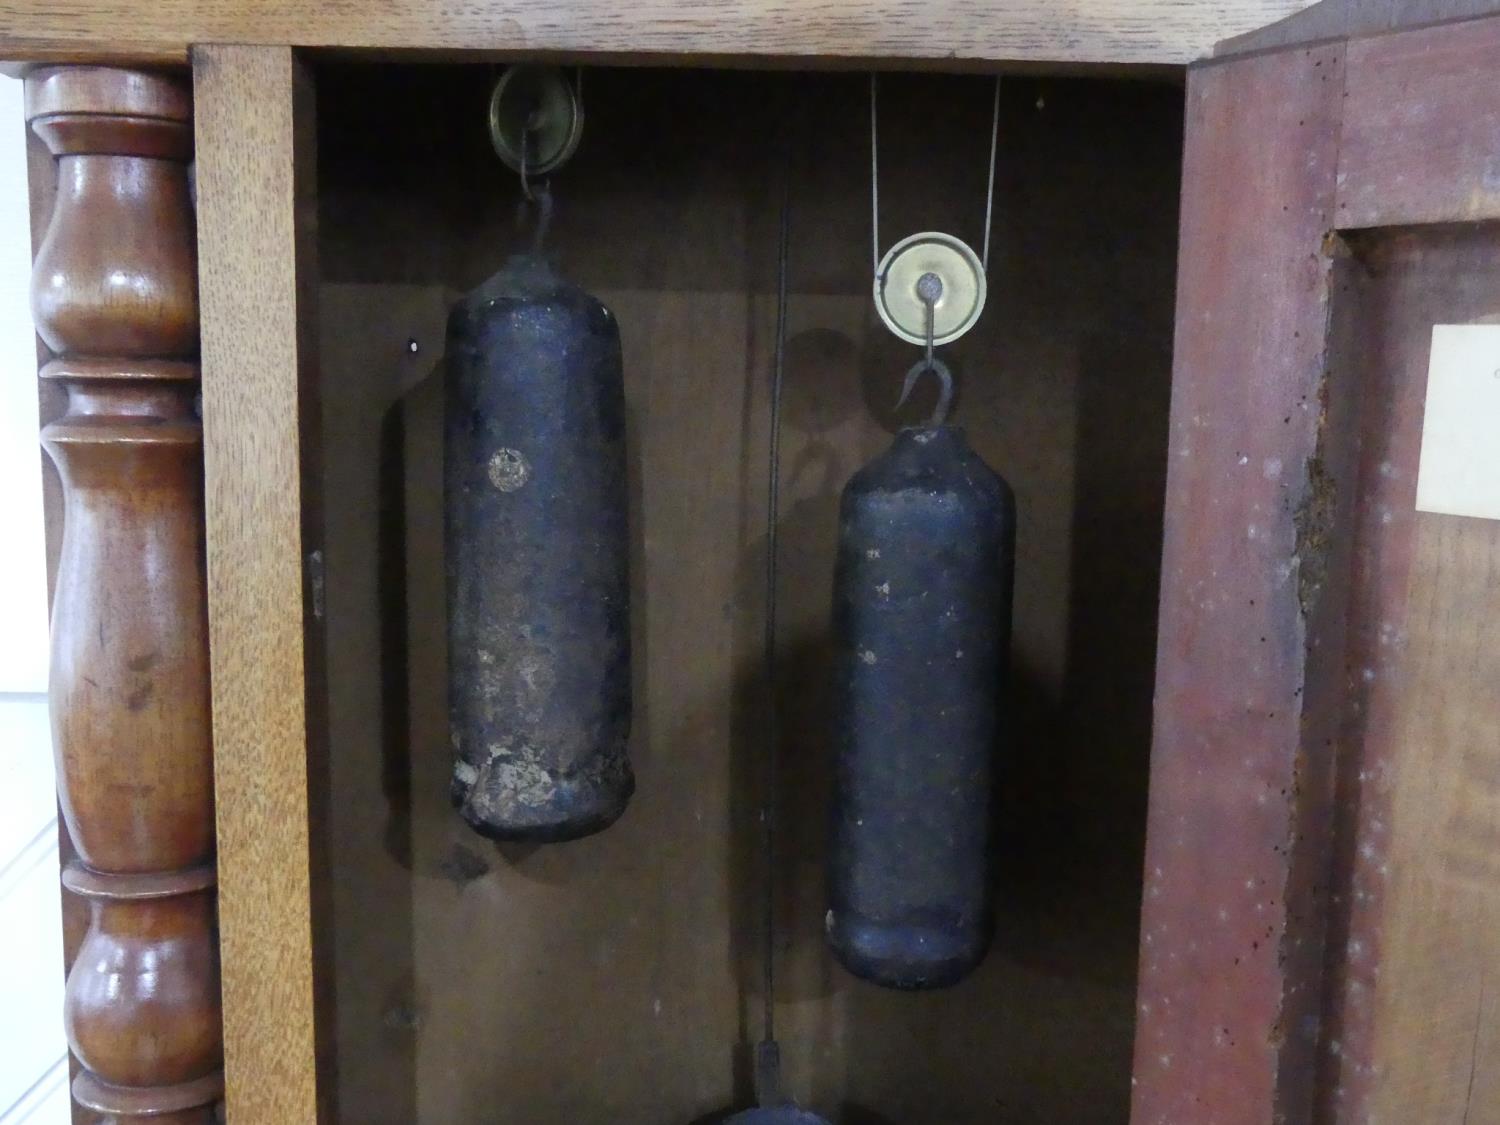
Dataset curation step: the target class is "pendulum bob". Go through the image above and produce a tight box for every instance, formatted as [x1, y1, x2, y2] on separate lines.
[726, 1110, 834, 1124]
[826, 424, 1015, 989]
[444, 254, 634, 841]
[721, 1040, 833, 1125]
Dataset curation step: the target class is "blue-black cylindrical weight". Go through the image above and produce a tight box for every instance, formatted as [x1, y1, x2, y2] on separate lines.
[826, 425, 1014, 988]
[444, 254, 634, 842]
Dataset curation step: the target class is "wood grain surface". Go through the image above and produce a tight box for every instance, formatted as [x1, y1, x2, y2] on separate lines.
[1307, 226, 1500, 1125]
[1369, 509, 1500, 1123]
[193, 44, 326, 1125]
[0, 0, 1315, 68]
[1150, 13, 1500, 1120]
[1218, 0, 1500, 55]
[1336, 15, 1500, 229]
[1131, 40, 1350, 1125]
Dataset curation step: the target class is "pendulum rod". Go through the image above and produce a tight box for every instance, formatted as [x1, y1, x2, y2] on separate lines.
[757, 113, 794, 1103]
[732, 92, 833, 1125]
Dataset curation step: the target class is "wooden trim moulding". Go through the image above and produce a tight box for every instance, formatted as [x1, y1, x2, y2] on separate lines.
[194, 43, 329, 1125]
[1217, 0, 1500, 55]
[0, 0, 1318, 69]
[26, 62, 224, 1124]
[1131, 39, 1355, 1123]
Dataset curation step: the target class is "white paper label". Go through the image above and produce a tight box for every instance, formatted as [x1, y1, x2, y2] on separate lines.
[1416, 325, 1500, 521]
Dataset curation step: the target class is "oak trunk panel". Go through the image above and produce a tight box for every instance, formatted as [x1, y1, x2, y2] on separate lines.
[0, 0, 1316, 69]
[311, 65, 1180, 1123]
[193, 44, 329, 1125]
[1131, 42, 1349, 1125]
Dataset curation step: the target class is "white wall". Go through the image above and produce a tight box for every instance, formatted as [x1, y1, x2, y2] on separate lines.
[0, 74, 71, 1125]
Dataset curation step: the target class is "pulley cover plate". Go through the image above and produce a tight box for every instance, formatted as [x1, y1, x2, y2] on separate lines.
[874, 231, 986, 347]
[488, 65, 583, 178]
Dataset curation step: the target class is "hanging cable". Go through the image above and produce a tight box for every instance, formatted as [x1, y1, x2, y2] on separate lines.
[762, 153, 790, 1054]
[870, 73, 1003, 277]
[982, 75, 1001, 271]
[870, 73, 880, 279]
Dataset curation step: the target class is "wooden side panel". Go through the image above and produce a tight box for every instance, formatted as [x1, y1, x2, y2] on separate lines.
[1310, 227, 1500, 1124]
[1216, 0, 1500, 56]
[1131, 43, 1349, 1124]
[0, 0, 1314, 67]
[194, 44, 324, 1125]
[1370, 513, 1500, 1121]
[1337, 15, 1500, 229]
[1169, 11, 1500, 1119]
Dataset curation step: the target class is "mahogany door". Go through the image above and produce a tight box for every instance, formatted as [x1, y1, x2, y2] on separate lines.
[1136, 3, 1500, 1122]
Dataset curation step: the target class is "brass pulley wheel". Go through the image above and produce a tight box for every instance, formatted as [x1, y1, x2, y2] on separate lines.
[874, 232, 987, 348]
[488, 66, 583, 180]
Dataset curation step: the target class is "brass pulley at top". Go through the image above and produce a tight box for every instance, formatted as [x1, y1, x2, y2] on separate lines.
[876, 231, 986, 348]
[487, 65, 584, 185]
[870, 74, 1001, 352]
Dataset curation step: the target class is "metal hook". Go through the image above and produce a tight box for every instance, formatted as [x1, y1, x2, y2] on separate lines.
[530, 180, 554, 254]
[519, 136, 533, 202]
[917, 271, 942, 367]
[896, 271, 951, 426]
[897, 356, 954, 428]
[515, 112, 555, 253]
[518, 109, 544, 204]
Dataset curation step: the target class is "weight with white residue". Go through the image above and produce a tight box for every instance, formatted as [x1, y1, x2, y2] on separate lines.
[444, 254, 634, 842]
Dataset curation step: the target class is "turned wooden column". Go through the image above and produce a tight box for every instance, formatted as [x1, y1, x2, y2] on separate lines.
[26, 66, 222, 1124]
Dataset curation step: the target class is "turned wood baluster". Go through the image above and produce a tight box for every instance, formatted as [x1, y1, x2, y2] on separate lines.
[26, 66, 222, 1124]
